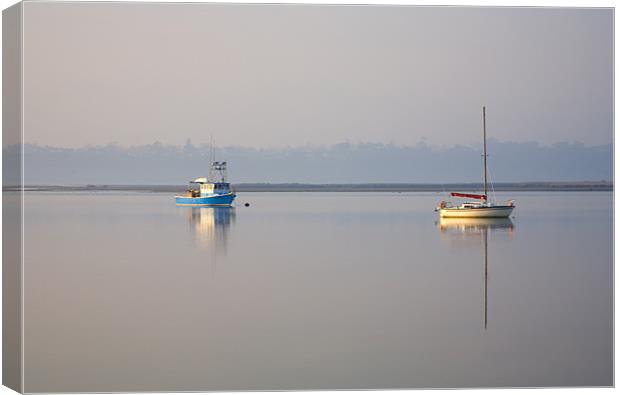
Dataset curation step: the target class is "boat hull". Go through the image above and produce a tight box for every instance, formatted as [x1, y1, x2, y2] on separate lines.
[175, 193, 236, 206]
[439, 205, 514, 218]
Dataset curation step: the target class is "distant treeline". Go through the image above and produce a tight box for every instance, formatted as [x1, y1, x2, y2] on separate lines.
[3, 140, 613, 185]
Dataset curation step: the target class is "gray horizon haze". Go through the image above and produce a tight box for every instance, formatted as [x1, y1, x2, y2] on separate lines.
[22, 3, 613, 149]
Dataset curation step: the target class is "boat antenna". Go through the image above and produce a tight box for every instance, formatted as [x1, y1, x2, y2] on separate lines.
[482, 106, 488, 200]
[209, 135, 214, 182]
[210, 135, 214, 164]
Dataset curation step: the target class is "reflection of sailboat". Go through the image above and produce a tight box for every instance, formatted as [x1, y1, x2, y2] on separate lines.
[437, 217, 514, 329]
[438, 217, 514, 234]
[184, 207, 235, 252]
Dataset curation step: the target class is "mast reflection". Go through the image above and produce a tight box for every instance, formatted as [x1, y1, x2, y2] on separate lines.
[184, 207, 236, 253]
[437, 217, 514, 329]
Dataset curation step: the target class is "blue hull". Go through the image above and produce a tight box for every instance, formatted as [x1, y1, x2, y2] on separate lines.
[175, 193, 236, 206]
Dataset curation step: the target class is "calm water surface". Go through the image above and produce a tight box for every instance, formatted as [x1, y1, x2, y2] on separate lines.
[23, 192, 613, 392]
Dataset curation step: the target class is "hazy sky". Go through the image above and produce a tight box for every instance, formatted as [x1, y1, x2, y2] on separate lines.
[23, 3, 612, 148]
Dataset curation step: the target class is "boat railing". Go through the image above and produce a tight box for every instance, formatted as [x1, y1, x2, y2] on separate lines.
[439, 201, 455, 209]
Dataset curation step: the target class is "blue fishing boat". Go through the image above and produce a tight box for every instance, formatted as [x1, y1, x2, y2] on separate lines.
[175, 161, 236, 206]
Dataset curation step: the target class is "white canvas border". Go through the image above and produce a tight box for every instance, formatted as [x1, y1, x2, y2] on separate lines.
[0, 1, 615, 394]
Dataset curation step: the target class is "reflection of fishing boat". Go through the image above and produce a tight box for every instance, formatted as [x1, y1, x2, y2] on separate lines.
[436, 217, 514, 329]
[436, 107, 515, 218]
[186, 207, 235, 250]
[175, 161, 236, 206]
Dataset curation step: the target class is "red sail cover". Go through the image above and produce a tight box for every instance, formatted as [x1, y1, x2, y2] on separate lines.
[450, 192, 487, 200]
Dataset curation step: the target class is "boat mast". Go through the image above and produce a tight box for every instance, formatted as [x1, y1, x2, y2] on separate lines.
[482, 106, 488, 200]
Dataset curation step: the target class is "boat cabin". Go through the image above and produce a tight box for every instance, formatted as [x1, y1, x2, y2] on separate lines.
[201, 182, 231, 196]
[460, 202, 485, 208]
[187, 179, 232, 198]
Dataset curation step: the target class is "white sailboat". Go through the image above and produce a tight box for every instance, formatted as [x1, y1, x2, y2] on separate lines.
[436, 107, 515, 218]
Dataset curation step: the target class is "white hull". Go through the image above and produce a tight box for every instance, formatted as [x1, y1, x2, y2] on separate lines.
[439, 206, 514, 218]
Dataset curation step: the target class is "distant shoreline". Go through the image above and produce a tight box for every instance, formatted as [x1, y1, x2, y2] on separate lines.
[7, 182, 613, 193]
